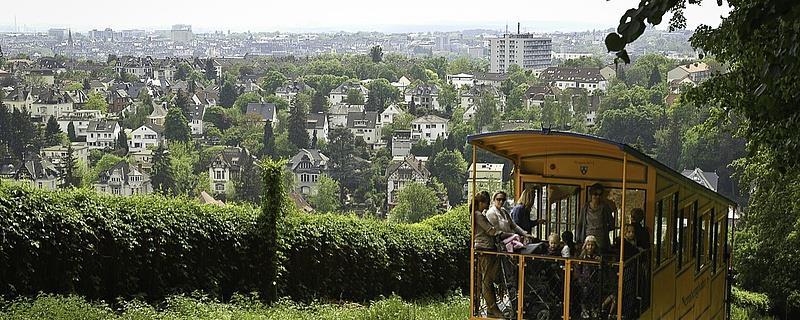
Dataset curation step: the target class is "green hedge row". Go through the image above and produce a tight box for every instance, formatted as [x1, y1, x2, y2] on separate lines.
[0, 183, 470, 302]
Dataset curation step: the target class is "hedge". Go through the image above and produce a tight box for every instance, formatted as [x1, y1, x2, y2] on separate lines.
[0, 183, 470, 303]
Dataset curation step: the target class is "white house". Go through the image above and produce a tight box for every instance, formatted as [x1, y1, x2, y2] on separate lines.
[86, 120, 121, 150]
[329, 83, 369, 105]
[0, 157, 61, 190]
[208, 147, 254, 195]
[40, 142, 90, 168]
[57, 110, 104, 139]
[245, 103, 278, 124]
[524, 85, 560, 108]
[148, 102, 168, 126]
[446, 73, 474, 88]
[391, 76, 411, 92]
[385, 154, 431, 207]
[95, 161, 152, 196]
[2, 88, 34, 112]
[287, 149, 329, 196]
[347, 111, 381, 146]
[411, 115, 448, 143]
[129, 124, 164, 153]
[275, 81, 312, 102]
[667, 62, 711, 84]
[538, 67, 607, 93]
[188, 104, 206, 136]
[379, 104, 403, 126]
[31, 90, 74, 122]
[391, 129, 413, 157]
[464, 163, 504, 200]
[328, 104, 364, 127]
[306, 112, 329, 144]
[405, 84, 440, 111]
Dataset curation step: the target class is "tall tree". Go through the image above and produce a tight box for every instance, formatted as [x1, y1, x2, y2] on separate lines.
[437, 83, 459, 117]
[204, 58, 217, 82]
[260, 71, 288, 95]
[174, 89, 190, 118]
[388, 182, 439, 223]
[345, 88, 364, 105]
[60, 143, 79, 188]
[44, 116, 61, 147]
[430, 149, 468, 206]
[82, 78, 90, 90]
[263, 120, 275, 159]
[164, 107, 191, 142]
[473, 90, 497, 132]
[219, 80, 238, 108]
[115, 130, 128, 153]
[151, 144, 175, 195]
[288, 96, 309, 149]
[67, 121, 77, 142]
[235, 153, 262, 204]
[308, 174, 341, 212]
[327, 127, 370, 206]
[85, 92, 109, 113]
[364, 78, 399, 112]
[648, 66, 662, 88]
[369, 45, 383, 63]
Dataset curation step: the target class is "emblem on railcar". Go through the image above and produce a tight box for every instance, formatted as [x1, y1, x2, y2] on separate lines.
[580, 165, 589, 175]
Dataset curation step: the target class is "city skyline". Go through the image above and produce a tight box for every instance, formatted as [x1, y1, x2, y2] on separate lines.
[2, 0, 730, 33]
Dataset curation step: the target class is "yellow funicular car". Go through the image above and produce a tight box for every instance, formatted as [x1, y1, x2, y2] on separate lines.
[467, 130, 736, 320]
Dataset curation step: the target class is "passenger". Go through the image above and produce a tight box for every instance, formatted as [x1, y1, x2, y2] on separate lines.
[486, 191, 536, 245]
[561, 231, 577, 258]
[630, 208, 651, 250]
[547, 233, 563, 256]
[612, 223, 642, 261]
[510, 188, 546, 234]
[576, 183, 616, 254]
[579, 235, 600, 261]
[472, 192, 503, 317]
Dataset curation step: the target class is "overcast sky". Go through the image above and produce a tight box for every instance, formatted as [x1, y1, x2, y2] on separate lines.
[2, 0, 730, 33]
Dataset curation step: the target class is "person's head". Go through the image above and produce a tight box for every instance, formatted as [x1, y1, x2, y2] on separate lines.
[631, 208, 645, 225]
[590, 183, 605, 205]
[492, 191, 507, 209]
[473, 192, 489, 212]
[518, 188, 536, 209]
[561, 230, 574, 245]
[624, 223, 637, 242]
[548, 233, 561, 248]
[583, 235, 598, 255]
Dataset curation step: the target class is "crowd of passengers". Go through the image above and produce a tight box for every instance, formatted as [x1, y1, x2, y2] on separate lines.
[473, 183, 651, 318]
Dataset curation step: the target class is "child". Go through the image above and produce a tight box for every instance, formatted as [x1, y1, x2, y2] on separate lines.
[547, 233, 563, 256]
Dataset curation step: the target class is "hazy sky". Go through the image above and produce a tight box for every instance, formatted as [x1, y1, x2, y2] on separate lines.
[2, 0, 730, 33]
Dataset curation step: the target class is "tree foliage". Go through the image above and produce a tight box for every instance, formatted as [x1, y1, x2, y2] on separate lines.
[308, 174, 341, 212]
[164, 107, 191, 142]
[389, 182, 439, 223]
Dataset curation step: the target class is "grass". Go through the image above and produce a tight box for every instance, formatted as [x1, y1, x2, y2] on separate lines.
[0, 294, 470, 320]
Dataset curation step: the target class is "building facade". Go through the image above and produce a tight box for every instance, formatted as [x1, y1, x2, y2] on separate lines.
[489, 33, 552, 73]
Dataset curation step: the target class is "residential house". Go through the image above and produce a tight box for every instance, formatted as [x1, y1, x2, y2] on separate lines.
[463, 163, 504, 200]
[306, 112, 329, 144]
[405, 84, 440, 111]
[275, 81, 312, 102]
[411, 115, 448, 143]
[208, 147, 254, 195]
[86, 120, 121, 150]
[391, 129, 412, 157]
[0, 156, 61, 190]
[446, 73, 474, 88]
[57, 110, 104, 139]
[95, 161, 152, 196]
[600, 65, 617, 81]
[245, 102, 278, 123]
[129, 124, 164, 153]
[379, 104, 403, 126]
[188, 104, 206, 136]
[525, 85, 560, 108]
[115, 56, 155, 79]
[385, 154, 431, 207]
[329, 83, 369, 105]
[538, 67, 608, 93]
[40, 142, 90, 169]
[473, 72, 508, 88]
[347, 111, 381, 146]
[27, 69, 55, 86]
[68, 90, 89, 109]
[148, 102, 168, 126]
[129, 149, 154, 173]
[459, 84, 505, 112]
[106, 89, 132, 113]
[328, 103, 364, 127]
[287, 149, 329, 195]
[681, 168, 719, 192]
[391, 76, 411, 92]
[667, 62, 711, 85]
[31, 89, 74, 123]
[2, 87, 34, 112]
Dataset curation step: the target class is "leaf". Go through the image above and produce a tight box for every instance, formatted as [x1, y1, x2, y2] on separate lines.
[605, 33, 625, 52]
[616, 50, 632, 64]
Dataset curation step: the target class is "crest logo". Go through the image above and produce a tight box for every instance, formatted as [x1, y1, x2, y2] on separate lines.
[580, 165, 589, 175]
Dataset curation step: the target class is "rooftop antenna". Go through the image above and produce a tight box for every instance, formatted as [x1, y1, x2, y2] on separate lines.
[518, 22, 520, 35]
[505, 23, 508, 35]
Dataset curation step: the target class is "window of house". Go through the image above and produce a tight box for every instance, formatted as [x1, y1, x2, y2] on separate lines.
[215, 170, 224, 180]
[216, 184, 224, 191]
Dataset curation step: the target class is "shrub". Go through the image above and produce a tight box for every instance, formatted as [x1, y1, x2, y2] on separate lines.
[731, 286, 771, 319]
[0, 183, 470, 303]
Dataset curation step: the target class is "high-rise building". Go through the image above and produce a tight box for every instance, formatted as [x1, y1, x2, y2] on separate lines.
[488, 31, 552, 73]
[171, 24, 193, 42]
